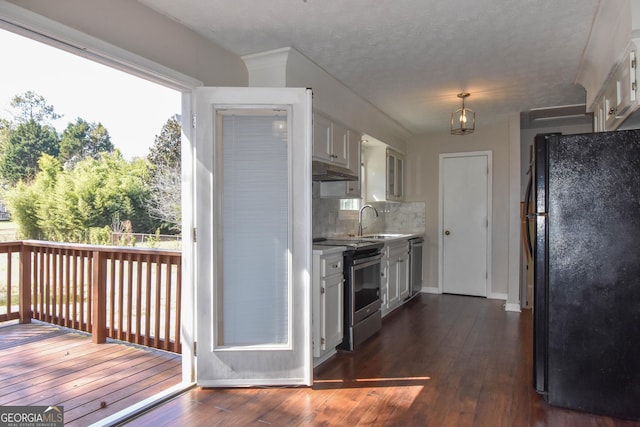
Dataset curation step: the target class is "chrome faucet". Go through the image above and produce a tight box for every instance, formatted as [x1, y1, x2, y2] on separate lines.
[358, 204, 379, 236]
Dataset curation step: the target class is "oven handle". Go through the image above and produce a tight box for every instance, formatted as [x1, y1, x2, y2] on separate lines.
[351, 254, 383, 268]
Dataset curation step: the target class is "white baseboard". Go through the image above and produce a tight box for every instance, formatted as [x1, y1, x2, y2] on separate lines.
[488, 292, 508, 300]
[504, 303, 521, 312]
[420, 288, 519, 313]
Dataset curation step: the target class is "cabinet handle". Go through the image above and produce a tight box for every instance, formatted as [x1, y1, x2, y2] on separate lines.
[609, 107, 617, 116]
[332, 264, 339, 268]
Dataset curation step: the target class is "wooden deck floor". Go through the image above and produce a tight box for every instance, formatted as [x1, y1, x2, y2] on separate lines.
[127, 294, 640, 427]
[0, 321, 181, 426]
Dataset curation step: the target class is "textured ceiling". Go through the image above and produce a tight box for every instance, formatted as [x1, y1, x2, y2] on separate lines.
[139, 0, 600, 136]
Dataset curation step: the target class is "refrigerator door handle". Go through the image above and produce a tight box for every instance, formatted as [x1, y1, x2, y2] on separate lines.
[524, 175, 534, 258]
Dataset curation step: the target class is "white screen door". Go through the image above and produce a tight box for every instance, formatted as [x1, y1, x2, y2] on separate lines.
[194, 87, 312, 387]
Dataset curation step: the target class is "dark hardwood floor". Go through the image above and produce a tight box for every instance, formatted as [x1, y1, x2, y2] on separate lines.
[126, 294, 640, 426]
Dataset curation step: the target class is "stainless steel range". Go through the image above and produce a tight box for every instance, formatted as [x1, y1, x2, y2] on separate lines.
[313, 238, 384, 351]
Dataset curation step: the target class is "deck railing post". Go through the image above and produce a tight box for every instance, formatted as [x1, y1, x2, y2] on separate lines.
[92, 250, 107, 344]
[19, 243, 31, 324]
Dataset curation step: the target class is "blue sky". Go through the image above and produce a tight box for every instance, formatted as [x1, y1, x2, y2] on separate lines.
[0, 29, 181, 159]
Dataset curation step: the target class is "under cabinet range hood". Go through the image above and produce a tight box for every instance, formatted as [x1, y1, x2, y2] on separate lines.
[312, 160, 358, 181]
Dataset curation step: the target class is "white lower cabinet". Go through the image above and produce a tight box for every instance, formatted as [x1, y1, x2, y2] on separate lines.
[312, 250, 344, 365]
[381, 240, 410, 317]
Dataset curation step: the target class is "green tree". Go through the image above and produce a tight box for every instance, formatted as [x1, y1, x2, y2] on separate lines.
[147, 116, 181, 233]
[10, 91, 61, 124]
[0, 119, 59, 184]
[0, 118, 12, 155]
[5, 151, 155, 242]
[4, 178, 42, 239]
[147, 115, 181, 168]
[0, 92, 61, 184]
[70, 151, 153, 233]
[59, 117, 114, 166]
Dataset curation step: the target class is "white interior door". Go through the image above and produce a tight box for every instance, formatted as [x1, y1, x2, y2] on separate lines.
[440, 152, 491, 297]
[194, 87, 312, 387]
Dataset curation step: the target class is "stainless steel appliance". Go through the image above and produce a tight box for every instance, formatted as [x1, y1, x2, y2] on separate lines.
[408, 236, 423, 299]
[313, 238, 384, 350]
[527, 131, 640, 420]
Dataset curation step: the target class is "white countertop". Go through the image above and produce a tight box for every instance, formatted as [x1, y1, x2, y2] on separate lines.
[312, 233, 423, 254]
[338, 233, 423, 242]
[312, 245, 347, 255]
[359, 233, 423, 242]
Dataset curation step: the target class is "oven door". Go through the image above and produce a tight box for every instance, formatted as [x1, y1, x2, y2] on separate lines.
[350, 254, 382, 324]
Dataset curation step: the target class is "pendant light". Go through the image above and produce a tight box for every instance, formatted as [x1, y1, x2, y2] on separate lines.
[451, 92, 475, 135]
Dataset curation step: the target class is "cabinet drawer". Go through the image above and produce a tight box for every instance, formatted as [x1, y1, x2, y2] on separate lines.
[321, 254, 343, 277]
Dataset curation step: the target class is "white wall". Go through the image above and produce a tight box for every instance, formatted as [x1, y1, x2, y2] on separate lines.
[520, 122, 593, 195]
[406, 118, 512, 298]
[6, 0, 248, 87]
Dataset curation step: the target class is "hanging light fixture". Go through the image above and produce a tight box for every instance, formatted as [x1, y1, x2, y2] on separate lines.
[451, 92, 475, 135]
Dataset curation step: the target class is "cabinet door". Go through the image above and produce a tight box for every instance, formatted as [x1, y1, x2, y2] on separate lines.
[322, 274, 344, 350]
[397, 252, 410, 300]
[387, 150, 396, 198]
[386, 149, 405, 201]
[319, 128, 361, 198]
[313, 114, 332, 161]
[607, 50, 637, 130]
[331, 121, 349, 166]
[595, 97, 605, 132]
[396, 156, 404, 199]
[387, 257, 399, 306]
[346, 130, 361, 174]
[380, 261, 389, 310]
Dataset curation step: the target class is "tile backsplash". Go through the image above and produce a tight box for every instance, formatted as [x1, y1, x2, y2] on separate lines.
[312, 183, 425, 238]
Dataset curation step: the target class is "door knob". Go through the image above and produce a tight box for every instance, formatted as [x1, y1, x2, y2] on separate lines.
[444, 230, 450, 235]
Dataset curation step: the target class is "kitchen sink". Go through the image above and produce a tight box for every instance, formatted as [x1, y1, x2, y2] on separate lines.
[361, 233, 407, 239]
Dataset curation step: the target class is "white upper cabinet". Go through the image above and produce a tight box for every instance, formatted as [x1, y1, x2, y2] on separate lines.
[317, 114, 362, 199]
[364, 144, 405, 202]
[312, 114, 333, 162]
[576, 2, 640, 131]
[597, 49, 638, 131]
[386, 148, 404, 201]
[331, 121, 349, 166]
[313, 113, 348, 167]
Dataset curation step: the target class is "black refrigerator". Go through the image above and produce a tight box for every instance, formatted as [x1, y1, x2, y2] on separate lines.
[529, 130, 640, 420]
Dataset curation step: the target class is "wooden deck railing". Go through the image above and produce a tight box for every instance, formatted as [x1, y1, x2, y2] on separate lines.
[0, 241, 182, 353]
